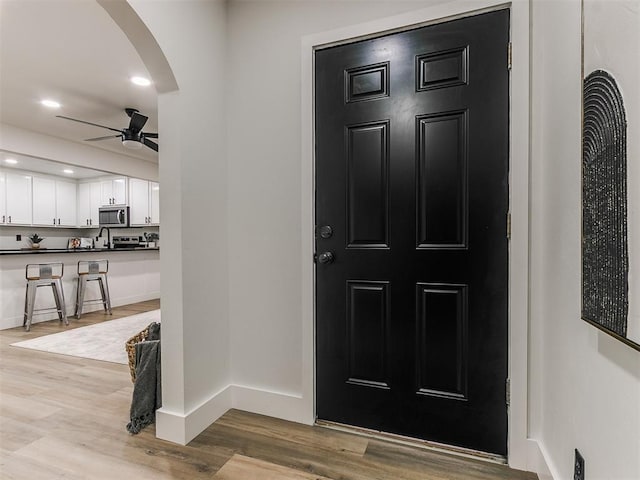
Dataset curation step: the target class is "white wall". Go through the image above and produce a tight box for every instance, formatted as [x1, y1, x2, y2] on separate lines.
[226, 0, 442, 410]
[530, 1, 640, 479]
[127, 0, 231, 444]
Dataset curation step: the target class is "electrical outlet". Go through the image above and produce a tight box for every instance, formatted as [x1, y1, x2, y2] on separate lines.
[574, 449, 585, 480]
[16, 234, 21, 241]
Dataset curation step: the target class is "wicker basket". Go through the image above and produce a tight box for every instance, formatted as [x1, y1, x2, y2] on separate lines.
[125, 324, 152, 383]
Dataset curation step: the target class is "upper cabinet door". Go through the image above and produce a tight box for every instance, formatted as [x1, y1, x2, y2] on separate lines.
[32, 177, 57, 226]
[0, 172, 6, 223]
[78, 181, 102, 227]
[101, 177, 128, 206]
[150, 182, 160, 224]
[77, 182, 91, 227]
[100, 179, 113, 206]
[89, 181, 101, 225]
[112, 177, 127, 205]
[5, 172, 32, 225]
[129, 178, 150, 226]
[56, 180, 77, 226]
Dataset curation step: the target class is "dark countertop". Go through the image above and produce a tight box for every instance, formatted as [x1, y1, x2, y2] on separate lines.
[0, 247, 159, 256]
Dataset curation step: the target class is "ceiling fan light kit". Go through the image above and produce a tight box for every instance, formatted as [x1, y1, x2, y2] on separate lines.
[56, 107, 158, 152]
[122, 139, 143, 149]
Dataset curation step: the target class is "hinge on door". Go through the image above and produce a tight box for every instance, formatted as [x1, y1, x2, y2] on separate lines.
[507, 42, 512, 70]
[506, 212, 512, 240]
[506, 378, 511, 406]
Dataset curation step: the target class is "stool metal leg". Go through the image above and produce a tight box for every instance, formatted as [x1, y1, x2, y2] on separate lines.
[23, 283, 29, 328]
[54, 278, 69, 325]
[99, 275, 112, 314]
[74, 277, 81, 318]
[24, 283, 37, 332]
[76, 277, 86, 319]
[51, 281, 63, 322]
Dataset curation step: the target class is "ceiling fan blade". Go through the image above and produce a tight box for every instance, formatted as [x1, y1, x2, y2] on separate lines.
[56, 115, 122, 133]
[129, 112, 148, 132]
[85, 134, 121, 142]
[143, 132, 158, 138]
[143, 137, 158, 152]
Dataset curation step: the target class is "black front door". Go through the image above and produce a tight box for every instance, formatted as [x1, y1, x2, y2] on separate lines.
[315, 10, 510, 455]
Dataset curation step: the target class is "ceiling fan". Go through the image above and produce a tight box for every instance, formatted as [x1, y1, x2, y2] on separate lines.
[56, 108, 158, 152]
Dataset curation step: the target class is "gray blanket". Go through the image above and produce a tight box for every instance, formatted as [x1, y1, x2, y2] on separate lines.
[126, 322, 162, 434]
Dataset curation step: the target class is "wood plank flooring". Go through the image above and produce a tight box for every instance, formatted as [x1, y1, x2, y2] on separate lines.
[0, 300, 538, 479]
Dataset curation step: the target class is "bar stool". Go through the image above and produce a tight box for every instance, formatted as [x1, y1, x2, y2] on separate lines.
[75, 259, 112, 319]
[23, 263, 68, 332]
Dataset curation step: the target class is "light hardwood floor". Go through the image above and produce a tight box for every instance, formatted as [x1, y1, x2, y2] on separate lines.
[0, 301, 537, 479]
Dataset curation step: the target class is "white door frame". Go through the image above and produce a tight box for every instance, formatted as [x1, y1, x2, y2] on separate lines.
[300, 0, 532, 470]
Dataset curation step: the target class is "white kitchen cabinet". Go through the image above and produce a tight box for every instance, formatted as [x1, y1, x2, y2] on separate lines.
[3, 171, 32, 225]
[56, 180, 77, 226]
[32, 177, 57, 225]
[0, 172, 5, 224]
[32, 177, 77, 227]
[129, 178, 159, 226]
[77, 181, 101, 227]
[101, 177, 127, 206]
[150, 182, 159, 224]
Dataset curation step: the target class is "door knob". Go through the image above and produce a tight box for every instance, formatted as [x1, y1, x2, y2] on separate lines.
[317, 251, 334, 264]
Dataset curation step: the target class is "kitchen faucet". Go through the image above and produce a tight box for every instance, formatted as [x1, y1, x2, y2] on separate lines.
[98, 226, 111, 249]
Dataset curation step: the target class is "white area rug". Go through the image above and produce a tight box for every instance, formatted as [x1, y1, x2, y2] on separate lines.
[11, 310, 161, 364]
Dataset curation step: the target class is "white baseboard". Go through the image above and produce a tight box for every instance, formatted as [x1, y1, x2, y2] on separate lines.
[231, 384, 313, 425]
[527, 438, 559, 480]
[156, 384, 233, 445]
[156, 383, 312, 445]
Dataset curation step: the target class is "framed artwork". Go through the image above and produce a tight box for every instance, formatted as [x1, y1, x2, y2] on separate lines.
[582, 0, 640, 351]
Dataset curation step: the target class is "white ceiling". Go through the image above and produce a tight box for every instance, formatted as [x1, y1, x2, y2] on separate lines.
[1, 150, 109, 180]
[0, 0, 158, 164]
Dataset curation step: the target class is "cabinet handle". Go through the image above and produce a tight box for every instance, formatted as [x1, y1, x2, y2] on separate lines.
[2, 215, 4, 223]
[8, 215, 11, 223]
[54, 218, 56, 225]
[58, 218, 61, 225]
[90, 219, 92, 225]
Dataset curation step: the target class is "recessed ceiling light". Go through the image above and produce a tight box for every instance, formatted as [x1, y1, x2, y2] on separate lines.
[41, 99, 61, 108]
[63, 169, 74, 174]
[131, 76, 151, 87]
[5, 158, 18, 164]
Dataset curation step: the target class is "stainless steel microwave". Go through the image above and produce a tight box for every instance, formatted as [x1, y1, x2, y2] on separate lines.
[99, 206, 129, 227]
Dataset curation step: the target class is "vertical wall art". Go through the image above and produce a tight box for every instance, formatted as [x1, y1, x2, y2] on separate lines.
[582, 0, 640, 351]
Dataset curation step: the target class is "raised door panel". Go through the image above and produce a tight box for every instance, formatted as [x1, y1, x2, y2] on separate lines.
[5, 172, 32, 225]
[0, 172, 6, 223]
[129, 178, 149, 225]
[56, 181, 77, 226]
[32, 176, 57, 226]
[150, 182, 159, 224]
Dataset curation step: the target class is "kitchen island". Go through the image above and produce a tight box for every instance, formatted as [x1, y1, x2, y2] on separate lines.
[0, 247, 159, 330]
